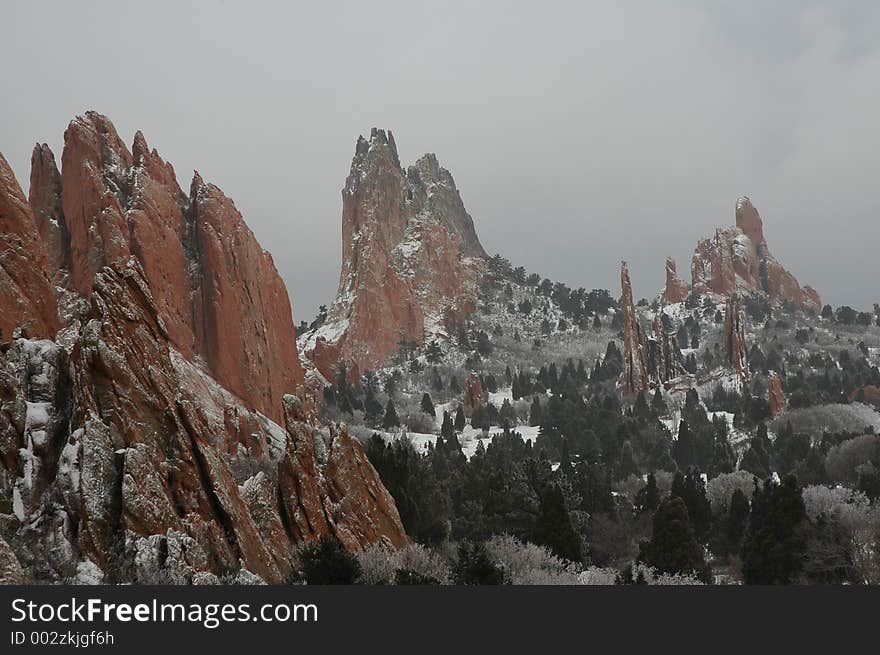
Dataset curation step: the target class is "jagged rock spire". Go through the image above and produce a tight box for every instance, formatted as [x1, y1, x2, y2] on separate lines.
[724, 295, 749, 383]
[619, 261, 650, 395]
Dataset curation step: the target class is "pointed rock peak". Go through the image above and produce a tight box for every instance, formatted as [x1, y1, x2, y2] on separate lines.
[190, 170, 206, 197]
[31, 142, 58, 170]
[132, 130, 149, 162]
[735, 195, 766, 249]
[355, 128, 400, 169]
[663, 256, 689, 304]
[64, 110, 133, 172]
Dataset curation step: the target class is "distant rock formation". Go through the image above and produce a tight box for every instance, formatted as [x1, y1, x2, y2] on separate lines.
[768, 370, 787, 416]
[302, 128, 487, 381]
[648, 314, 686, 384]
[690, 197, 820, 311]
[463, 371, 487, 416]
[723, 295, 749, 383]
[619, 261, 650, 395]
[663, 256, 689, 304]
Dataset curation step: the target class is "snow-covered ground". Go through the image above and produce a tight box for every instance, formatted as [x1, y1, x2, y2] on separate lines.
[377, 423, 541, 460]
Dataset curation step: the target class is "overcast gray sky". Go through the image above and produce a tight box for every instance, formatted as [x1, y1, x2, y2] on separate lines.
[3, 1, 878, 321]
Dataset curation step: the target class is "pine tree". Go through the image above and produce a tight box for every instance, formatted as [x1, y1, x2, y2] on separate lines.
[617, 441, 640, 479]
[504, 365, 513, 385]
[673, 420, 696, 470]
[533, 484, 583, 563]
[715, 488, 750, 556]
[742, 475, 808, 584]
[560, 438, 573, 476]
[420, 392, 436, 418]
[382, 399, 400, 429]
[651, 387, 668, 415]
[363, 388, 383, 426]
[636, 473, 661, 514]
[440, 411, 454, 443]
[670, 471, 712, 542]
[454, 405, 466, 432]
[638, 497, 711, 583]
[529, 396, 543, 427]
[593, 314, 601, 330]
[426, 339, 443, 363]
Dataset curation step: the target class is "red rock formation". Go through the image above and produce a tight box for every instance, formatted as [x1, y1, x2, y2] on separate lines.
[301, 129, 486, 380]
[46, 112, 302, 422]
[463, 371, 487, 416]
[849, 385, 880, 410]
[0, 261, 405, 583]
[0, 152, 59, 340]
[723, 295, 749, 383]
[768, 370, 787, 416]
[690, 197, 820, 311]
[28, 144, 71, 284]
[663, 256, 689, 304]
[649, 314, 685, 385]
[619, 261, 649, 395]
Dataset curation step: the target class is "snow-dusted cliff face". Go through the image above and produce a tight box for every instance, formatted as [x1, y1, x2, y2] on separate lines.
[688, 197, 821, 311]
[302, 128, 487, 381]
[0, 114, 408, 583]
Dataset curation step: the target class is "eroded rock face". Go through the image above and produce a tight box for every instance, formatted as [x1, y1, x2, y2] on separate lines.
[0, 152, 59, 340]
[690, 197, 820, 311]
[723, 295, 749, 383]
[49, 112, 303, 422]
[619, 261, 650, 396]
[0, 262, 406, 583]
[663, 257, 689, 304]
[648, 314, 685, 386]
[768, 370, 787, 416]
[302, 129, 486, 380]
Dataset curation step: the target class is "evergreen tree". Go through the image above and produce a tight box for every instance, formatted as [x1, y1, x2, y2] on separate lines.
[670, 471, 712, 542]
[529, 396, 543, 427]
[363, 388, 383, 426]
[638, 497, 711, 583]
[533, 484, 583, 563]
[454, 405, 466, 432]
[454, 541, 505, 585]
[420, 392, 436, 418]
[298, 536, 361, 585]
[742, 475, 809, 584]
[635, 473, 661, 514]
[651, 387, 668, 415]
[673, 420, 696, 470]
[426, 339, 443, 363]
[715, 488, 750, 556]
[382, 399, 400, 429]
[617, 441, 640, 479]
[440, 411, 455, 443]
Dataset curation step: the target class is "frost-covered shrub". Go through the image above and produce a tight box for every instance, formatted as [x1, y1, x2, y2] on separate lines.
[825, 435, 880, 484]
[802, 485, 872, 527]
[577, 567, 618, 585]
[772, 404, 880, 439]
[485, 534, 581, 585]
[356, 543, 451, 585]
[707, 471, 760, 515]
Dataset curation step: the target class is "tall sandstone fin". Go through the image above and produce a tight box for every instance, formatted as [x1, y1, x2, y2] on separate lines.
[303, 128, 487, 380]
[47, 111, 303, 422]
[0, 151, 59, 340]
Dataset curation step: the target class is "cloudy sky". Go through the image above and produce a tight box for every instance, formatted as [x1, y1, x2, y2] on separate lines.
[3, 1, 878, 321]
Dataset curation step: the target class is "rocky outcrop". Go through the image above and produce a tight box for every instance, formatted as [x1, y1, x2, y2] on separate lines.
[850, 385, 880, 411]
[690, 197, 820, 311]
[723, 295, 749, 383]
[301, 129, 487, 380]
[0, 262, 406, 583]
[619, 261, 650, 395]
[663, 257, 689, 304]
[463, 371, 487, 416]
[0, 153, 59, 340]
[768, 370, 787, 416]
[48, 112, 303, 422]
[648, 314, 685, 385]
